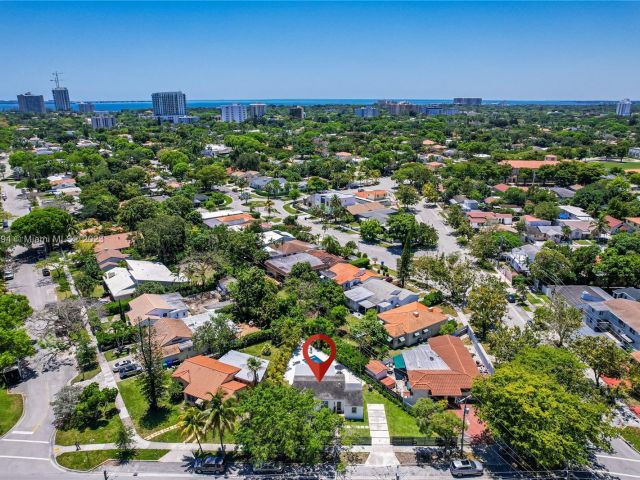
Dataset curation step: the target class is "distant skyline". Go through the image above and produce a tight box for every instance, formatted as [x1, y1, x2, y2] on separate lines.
[1, 1, 639, 101]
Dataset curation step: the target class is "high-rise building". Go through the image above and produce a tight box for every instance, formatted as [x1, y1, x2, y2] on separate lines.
[355, 106, 379, 118]
[617, 98, 632, 117]
[290, 105, 305, 119]
[50, 72, 71, 111]
[453, 97, 482, 105]
[151, 91, 187, 116]
[220, 104, 247, 123]
[78, 102, 95, 113]
[52, 87, 71, 111]
[17, 92, 46, 114]
[91, 112, 116, 130]
[249, 103, 267, 119]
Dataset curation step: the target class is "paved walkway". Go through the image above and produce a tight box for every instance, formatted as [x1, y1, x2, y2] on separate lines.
[63, 264, 147, 446]
[364, 403, 399, 466]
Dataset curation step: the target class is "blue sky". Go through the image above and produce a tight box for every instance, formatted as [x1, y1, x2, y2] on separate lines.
[1, 1, 639, 100]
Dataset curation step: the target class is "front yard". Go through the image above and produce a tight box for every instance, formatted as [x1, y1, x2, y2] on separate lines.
[118, 377, 183, 440]
[55, 407, 124, 445]
[56, 449, 169, 471]
[362, 388, 421, 437]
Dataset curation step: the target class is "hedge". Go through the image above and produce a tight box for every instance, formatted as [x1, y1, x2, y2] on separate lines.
[233, 329, 272, 350]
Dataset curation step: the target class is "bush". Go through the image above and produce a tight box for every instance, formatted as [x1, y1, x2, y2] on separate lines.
[421, 290, 444, 307]
[104, 299, 130, 316]
[350, 257, 370, 269]
[438, 320, 459, 336]
[233, 329, 272, 350]
[167, 379, 185, 404]
[334, 338, 368, 375]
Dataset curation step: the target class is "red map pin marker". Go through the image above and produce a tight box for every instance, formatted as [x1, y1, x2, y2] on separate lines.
[302, 334, 336, 383]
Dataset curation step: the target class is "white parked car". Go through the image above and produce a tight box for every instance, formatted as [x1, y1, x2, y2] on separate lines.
[112, 359, 132, 372]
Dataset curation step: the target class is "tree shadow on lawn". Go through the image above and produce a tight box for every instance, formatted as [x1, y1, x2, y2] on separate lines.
[139, 405, 174, 431]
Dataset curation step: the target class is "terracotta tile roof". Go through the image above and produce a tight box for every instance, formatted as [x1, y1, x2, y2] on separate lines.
[492, 183, 510, 193]
[50, 177, 76, 186]
[355, 190, 387, 199]
[218, 213, 255, 224]
[95, 249, 129, 265]
[422, 139, 436, 146]
[93, 233, 132, 252]
[406, 335, 480, 397]
[631, 351, 640, 363]
[626, 217, 640, 226]
[346, 201, 387, 216]
[172, 355, 244, 401]
[126, 294, 172, 324]
[499, 160, 559, 169]
[152, 317, 192, 347]
[271, 239, 313, 256]
[365, 360, 387, 375]
[380, 376, 396, 388]
[327, 263, 379, 286]
[378, 302, 448, 338]
[604, 215, 623, 229]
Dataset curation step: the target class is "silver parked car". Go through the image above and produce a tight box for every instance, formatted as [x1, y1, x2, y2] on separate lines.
[449, 459, 484, 477]
[112, 359, 133, 372]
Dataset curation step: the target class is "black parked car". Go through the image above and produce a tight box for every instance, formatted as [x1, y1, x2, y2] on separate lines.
[193, 455, 225, 474]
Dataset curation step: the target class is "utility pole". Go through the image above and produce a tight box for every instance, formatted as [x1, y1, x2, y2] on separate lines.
[456, 395, 471, 457]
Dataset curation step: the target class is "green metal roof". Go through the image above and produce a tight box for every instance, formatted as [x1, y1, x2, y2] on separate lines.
[393, 354, 406, 370]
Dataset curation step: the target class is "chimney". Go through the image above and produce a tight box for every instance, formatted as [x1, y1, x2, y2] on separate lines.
[428, 307, 433, 312]
[413, 311, 419, 317]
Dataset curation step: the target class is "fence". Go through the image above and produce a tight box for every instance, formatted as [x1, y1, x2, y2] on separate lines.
[453, 324, 495, 374]
[390, 436, 440, 446]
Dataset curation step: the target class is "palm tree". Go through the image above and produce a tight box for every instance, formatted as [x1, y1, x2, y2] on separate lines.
[264, 199, 274, 218]
[177, 406, 207, 454]
[205, 390, 238, 451]
[246, 356, 262, 386]
[592, 214, 609, 242]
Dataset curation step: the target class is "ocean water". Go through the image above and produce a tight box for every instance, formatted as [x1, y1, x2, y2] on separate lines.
[0, 98, 619, 112]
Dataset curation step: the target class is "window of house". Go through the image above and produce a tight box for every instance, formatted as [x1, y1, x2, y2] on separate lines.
[352, 406, 357, 414]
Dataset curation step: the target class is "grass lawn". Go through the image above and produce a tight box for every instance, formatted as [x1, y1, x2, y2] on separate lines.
[55, 408, 124, 445]
[0, 389, 23, 436]
[153, 424, 235, 444]
[104, 348, 129, 362]
[70, 366, 101, 384]
[362, 388, 420, 437]
[283, 202, 299, 214]
[619, 427, 640, 451]
[118, 377, 183, 439]
[594, 160, 640, 171]
[239, 340, 279, 360]
[57, 449, 168, 471]
[526, 292, 542, 305]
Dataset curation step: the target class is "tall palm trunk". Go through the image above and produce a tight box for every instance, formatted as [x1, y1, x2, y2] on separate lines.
[219, 427, 225, 451]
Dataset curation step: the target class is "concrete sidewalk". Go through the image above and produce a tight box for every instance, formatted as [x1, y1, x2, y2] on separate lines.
[365, 403, 399, 467]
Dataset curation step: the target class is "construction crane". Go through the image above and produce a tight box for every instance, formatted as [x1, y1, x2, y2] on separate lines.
[51, 71, 63, 88]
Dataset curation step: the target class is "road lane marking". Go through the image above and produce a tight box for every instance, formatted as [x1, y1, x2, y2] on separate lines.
[0, 455, 49, 461]
[9, 431, 33, 435]
[598, 472, 640, 479]
[597, 454, 640, 463]
[1, 439, 49, 444]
